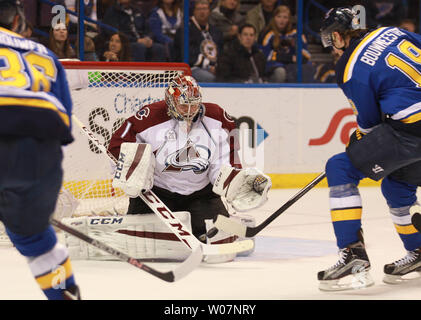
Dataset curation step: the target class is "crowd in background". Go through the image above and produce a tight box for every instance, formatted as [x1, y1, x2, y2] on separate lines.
[20, 0, 419, 84]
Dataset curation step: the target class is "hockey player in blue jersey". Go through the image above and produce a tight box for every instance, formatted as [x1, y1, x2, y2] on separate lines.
[0, 0, 80, 299]
[317, 7, 421, 291]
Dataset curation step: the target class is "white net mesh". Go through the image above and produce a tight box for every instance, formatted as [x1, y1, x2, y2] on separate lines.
[59, 62, 190, 217]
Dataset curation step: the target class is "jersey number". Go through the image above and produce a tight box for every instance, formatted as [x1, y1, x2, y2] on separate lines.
[386, 40, 421, 87]
[0, 48, 57, 92]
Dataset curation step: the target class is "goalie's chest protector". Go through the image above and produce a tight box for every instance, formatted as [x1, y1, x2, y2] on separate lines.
[128, 102, 233, 195]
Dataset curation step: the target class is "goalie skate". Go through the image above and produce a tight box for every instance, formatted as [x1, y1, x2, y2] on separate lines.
[383, 248, 421, 284]
[318, 241, 374, 291]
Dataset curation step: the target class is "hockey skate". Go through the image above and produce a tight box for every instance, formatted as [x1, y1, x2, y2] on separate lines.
[383, 248, 421, 284]
[63, 285, 81, 300]
[318, 241, 374, 291]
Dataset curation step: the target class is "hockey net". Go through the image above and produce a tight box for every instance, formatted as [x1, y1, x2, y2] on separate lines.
[0, 62, 190, 245]
[58, 61, 191, 218]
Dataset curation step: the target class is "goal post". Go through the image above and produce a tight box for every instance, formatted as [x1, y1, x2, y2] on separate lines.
[60, 61, 192, 217]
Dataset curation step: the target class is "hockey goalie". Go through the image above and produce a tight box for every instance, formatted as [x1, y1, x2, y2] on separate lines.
[59, 75, 271, 263]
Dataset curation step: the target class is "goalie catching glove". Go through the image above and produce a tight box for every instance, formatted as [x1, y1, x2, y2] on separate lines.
[213, 165, 271, 212]
[112, 143, 155, 198]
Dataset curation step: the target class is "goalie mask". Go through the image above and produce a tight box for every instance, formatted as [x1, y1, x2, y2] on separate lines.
[165, 75, 203, 122]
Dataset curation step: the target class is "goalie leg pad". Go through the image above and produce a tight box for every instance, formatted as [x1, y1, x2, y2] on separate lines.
[61, 212, 192, 261]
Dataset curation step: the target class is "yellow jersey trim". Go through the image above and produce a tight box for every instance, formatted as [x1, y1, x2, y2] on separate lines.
[343, 27, 387, 83]
[0, 96, 70, 127]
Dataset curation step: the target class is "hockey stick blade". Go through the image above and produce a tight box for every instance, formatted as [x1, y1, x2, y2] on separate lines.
[51, 218, 203, 282]
[410, 205, 421, 233]
[209, 172, 327, 238]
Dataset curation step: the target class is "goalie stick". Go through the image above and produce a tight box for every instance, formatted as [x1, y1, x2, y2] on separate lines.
[51, 218, 202, 282]
[71, 115, 254, 256]
[208, 172, 327, 238]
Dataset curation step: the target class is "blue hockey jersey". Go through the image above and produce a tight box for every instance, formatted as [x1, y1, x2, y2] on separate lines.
[0, 27, 73, 144]
[335, 27, 421, 135]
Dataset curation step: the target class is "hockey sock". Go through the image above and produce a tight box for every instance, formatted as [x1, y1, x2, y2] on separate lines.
[7, 226, 77, 300]
[389, 205, 421, 251]
[329, 183, 363, 248]
[381, 177, 421, 251]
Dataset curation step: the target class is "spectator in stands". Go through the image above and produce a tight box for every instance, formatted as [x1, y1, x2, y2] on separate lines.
[174, 0, 223, 82]
[361, 0, 408, 28]
[100, 32, 132, 61]
[132, 0, 159, 16]
[259, 5, 312, 83]
[245, 0, 278, 38]
[208, 0, 218, 11]
[76, 35, 99, 61]
[216, 23, 265, 83]
[400, 18, 417, 33]
[21, 20, 39, 42]
[148, 0, 183, 61]
[65, 0, 98, 36]
[46, 23, 77, 60]
[209, 0, 244, 42]
[102, 0, 166, 62]
[97, 0, 115, 20]
[313, 48, 339, 84]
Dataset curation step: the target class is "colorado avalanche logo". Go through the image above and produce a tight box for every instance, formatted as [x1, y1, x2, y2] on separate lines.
[163, 139, 211, 174]
[135, 107, 150, 120]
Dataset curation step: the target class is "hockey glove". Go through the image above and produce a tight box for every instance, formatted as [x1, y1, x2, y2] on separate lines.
[112, 143, 155, 198]
[213, 165, 271, 212]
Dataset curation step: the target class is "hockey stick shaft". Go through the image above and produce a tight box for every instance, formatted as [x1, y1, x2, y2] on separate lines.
[213, 172, 326, 237]
[71, 115, 253, 255]
[51, 218, 202, 282]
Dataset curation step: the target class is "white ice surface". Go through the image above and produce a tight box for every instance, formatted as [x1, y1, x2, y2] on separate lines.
[1, 187, 421, 300]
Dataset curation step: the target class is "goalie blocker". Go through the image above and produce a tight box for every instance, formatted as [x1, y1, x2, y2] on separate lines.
[112, 142, 155, 198]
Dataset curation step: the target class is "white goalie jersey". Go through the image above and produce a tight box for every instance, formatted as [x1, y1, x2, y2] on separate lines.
[108, 100, 241, 195]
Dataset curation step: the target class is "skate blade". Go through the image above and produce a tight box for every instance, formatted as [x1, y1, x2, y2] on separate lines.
[319, 272, 375, 292]
[382, 271, 421, 285]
